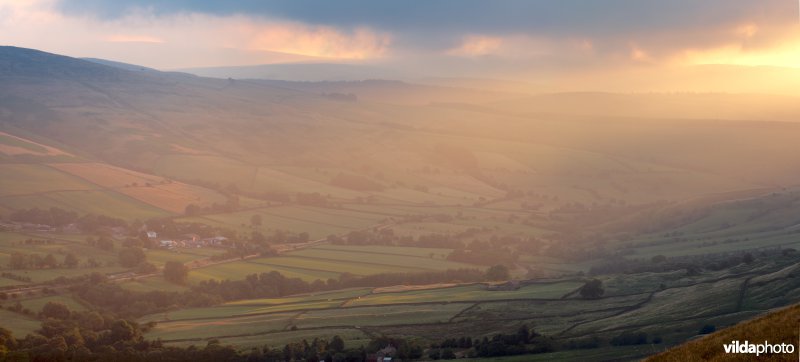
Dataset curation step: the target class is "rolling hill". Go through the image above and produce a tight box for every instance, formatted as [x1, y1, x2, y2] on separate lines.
[647, 303, 799, 361]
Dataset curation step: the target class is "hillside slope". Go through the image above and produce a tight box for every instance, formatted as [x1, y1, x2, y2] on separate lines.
[647, 304, 800, 361]
[5, 46, 800, 217]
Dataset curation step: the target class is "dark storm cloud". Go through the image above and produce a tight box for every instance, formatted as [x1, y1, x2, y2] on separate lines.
[57, 0, 796, 38]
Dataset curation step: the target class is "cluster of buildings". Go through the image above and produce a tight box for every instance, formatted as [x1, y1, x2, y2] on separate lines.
[147, 231, 229, 249]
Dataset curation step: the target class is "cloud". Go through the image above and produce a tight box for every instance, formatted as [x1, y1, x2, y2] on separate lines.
[104, 34, 164, 43]
[0, 0, 390, 68]
[447, 35, 503, 57]
[47, 0, 800, 68]
[56, 0, 796, 38]
[247, 23, 390, 59]
[3, 0, 800, 86]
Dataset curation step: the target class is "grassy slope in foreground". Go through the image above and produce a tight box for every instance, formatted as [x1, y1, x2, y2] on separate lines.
[647, 303, 800, 361]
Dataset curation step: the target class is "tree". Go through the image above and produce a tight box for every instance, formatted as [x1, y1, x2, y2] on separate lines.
[42, 254, 59, 268]
[579, 279, 604, 299]
[516, 324, 531, 344]
[63, 253, 79, 268]
[485, 264, 510, 281]
[441, 349, 456, 360]
[136, 262, 157, 274]
[250, 214, 262, 227]
[742, 253, 754, 264]
[329, 335, 345, 352]
[185, 204, 201, 216]
[118, 247, 146, 268]
[41, 302, 71, 320]
[109, 320, 138, 342]
[651, 254, 667, 263]
[164, 261, 189, 285]
[95, 236, 114, 251]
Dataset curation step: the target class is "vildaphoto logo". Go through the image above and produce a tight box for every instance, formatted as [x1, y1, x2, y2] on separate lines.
[722, 340, 795, 356]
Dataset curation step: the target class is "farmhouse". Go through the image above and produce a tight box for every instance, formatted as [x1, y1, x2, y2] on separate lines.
[160, 240, 177, 248]
[146, 231, 157, 239]
[367, 345, 397, 362]
[202, 236, 229, 246]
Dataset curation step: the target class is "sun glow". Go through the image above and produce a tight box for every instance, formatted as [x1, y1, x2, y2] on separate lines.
[676, 23, 800, 68]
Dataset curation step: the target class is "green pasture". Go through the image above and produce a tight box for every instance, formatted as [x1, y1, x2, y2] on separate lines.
[293, 302, 469, 328]
[119, 277, 189, 293]
[146, 312, 296, 341]
[18, 294, 87, 313]
[188, 260, 338, 284]
[286, 247, 472, 271]
[0, 164, 96, 197]
[345, 282, 583, 307]
[0, 190, 169, 220]
[312, 244, 454, 259]
[0, 309, 41, 337]
[225, 288, 371, 307]
[162, 327, 370, 351]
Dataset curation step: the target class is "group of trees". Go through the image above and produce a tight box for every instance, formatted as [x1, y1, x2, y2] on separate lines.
[436, 325, 556, 358]
[183, 195, 240, 216]
[0, 301, 158, 361]
[588, 248, 791, 276]
[163, 261, 189, 284]
[251, 230, 310, 245]
[7, 252, 80, 270]
[5, 207, 128, 233]
[7, 207, 78, 227]
[0, 310, 420, 362]
[85, 236, 115, 251]
[118, 247, 146, 268]
[579, 279, 605, 299]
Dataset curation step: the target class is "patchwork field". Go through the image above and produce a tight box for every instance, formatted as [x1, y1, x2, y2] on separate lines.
[179, 205, 389, 240]
[344, 282, 583, 307]
[0, 164, 96, 197]
[187, 244, 475, 283]
[50, 162, 229, 213]
[0, 132, 72, 157]
[140, 256, 800, 352]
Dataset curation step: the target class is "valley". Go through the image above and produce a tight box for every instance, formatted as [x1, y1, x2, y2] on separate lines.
[1, 46, 800, 361]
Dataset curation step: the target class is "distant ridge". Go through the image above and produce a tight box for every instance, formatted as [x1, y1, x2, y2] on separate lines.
[180, 62, 409, 81]
[82, 57, 158, 73]
[0, 46, 131, 81]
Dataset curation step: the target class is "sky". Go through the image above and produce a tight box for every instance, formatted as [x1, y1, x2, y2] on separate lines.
[1, 0, 800, 91]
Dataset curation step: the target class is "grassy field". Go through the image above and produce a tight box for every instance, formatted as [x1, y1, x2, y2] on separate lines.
[119, 277, 190, 293]
[0, 163, 96, 197]
[188, 260, 340, 283]
[50, 162, 228, 213]
[139, 256, 800, 357]
[146, 312, 298, 341]
[1, 189, 169, 220]
[0, 309, 41, 337]
[161, 328, 371, 351]
[293, 302, 468, 328]
[285, 245, 471, 270]
[0, 231, 124, 282]
[18, 294, 87, 313]
[179, 205, 387, 240]
[153, 155, 256, 190]
[141, 288, 372, 323]
[5, 267, 126, 284]
[187, 244, 477, 284]
[344, 282, 582, 307]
